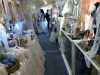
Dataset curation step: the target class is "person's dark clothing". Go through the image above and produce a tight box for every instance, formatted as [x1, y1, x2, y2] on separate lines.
[45, 13, 50, 29]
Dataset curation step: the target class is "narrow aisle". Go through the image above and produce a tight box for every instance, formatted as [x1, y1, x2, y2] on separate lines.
[37, 32, 68, 75]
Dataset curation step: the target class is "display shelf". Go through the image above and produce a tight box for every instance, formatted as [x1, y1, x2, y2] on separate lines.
[73, 41, 100, 72]
[60, 30, 100, 75]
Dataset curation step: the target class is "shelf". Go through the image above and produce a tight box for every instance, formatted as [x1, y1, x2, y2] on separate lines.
[61, 30, 100, 74]
[73, 41, 100, 72]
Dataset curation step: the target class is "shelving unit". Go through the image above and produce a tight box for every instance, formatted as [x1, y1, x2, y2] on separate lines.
[60, 30, 100, 75]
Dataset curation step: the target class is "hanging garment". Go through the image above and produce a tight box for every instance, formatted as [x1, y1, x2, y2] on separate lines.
[85, 5, 100, 68]
[49, 30, 57, 42]
[49, 25, 58, 43]
[38, 21, 44, 33]
[14, 21, 24, 36]
[62, 0, 72, 15]
[41, 19, 48, 32]
[0, 23, 9, 49]
[84, 14, 93, 30]
[37, 13, 47, 33]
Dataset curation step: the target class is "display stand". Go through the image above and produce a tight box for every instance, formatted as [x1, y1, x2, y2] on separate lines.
[60, 30, 100, 75]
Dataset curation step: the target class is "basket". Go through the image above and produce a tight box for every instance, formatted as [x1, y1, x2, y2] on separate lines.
[6, 59, 20, 75]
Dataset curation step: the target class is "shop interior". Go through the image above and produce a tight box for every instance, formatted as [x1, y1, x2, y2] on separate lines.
[0, 0, 100, 75]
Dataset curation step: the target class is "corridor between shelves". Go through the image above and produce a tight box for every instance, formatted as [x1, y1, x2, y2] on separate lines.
[37, 32, 68, 75]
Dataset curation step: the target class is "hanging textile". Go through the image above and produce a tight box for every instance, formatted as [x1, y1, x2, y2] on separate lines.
[73, 0, 81, 17]
[0, 23, 9, 49]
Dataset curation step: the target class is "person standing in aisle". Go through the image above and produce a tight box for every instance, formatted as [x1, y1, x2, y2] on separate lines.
[45, 10, 50, 30]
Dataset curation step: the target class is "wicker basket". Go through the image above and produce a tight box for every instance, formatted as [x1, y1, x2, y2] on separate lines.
[6, 59, 20, 75]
